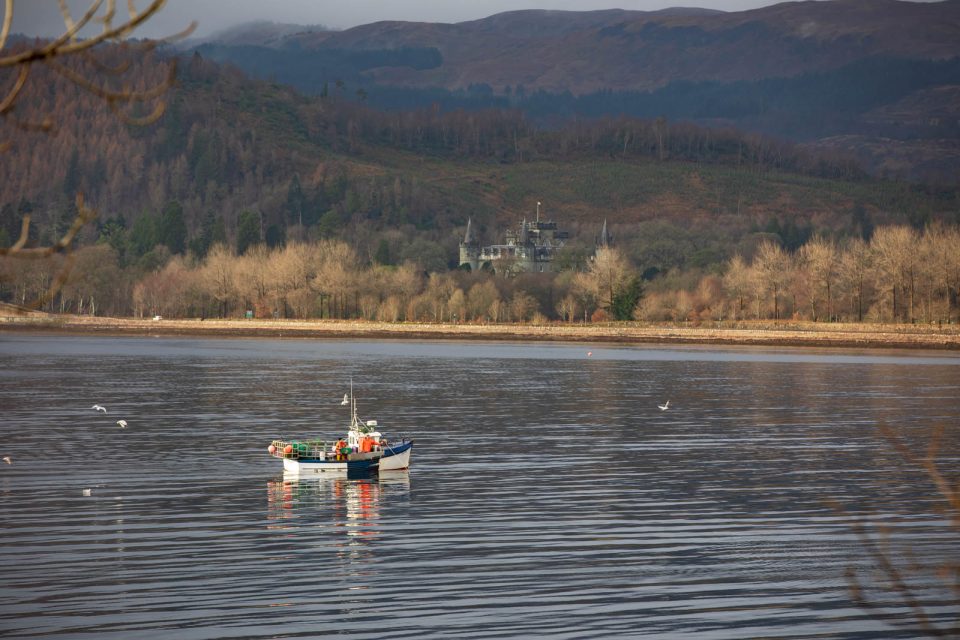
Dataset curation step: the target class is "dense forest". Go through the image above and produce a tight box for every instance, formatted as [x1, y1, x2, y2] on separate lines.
[198, 45, 960, 145]
[2, 43, 959, 324]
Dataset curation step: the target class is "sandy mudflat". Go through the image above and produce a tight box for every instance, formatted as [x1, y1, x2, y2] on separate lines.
[2, 312, 959, 350]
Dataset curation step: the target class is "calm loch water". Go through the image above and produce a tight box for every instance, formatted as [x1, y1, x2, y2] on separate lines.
[1, 334, 958, 639]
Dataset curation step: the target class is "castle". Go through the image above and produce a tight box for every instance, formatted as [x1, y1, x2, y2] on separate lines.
[459, 204, 611, 274]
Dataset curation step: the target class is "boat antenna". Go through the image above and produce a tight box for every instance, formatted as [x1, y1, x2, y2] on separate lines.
[350, 377, 361, 428]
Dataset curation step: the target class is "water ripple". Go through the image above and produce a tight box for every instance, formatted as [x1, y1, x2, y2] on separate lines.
[1, 336, 958, 639]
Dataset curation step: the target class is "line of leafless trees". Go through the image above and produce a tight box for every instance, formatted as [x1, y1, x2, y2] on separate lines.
[3, 224, 958, 325]
[0, 238, 614, 322]
[639, 225, 960, 325]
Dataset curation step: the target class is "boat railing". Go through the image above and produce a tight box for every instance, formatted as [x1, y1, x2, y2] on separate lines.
[270, 439, 331, 460]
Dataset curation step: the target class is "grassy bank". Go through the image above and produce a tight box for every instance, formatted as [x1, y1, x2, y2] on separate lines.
[2, 312, 959, 351]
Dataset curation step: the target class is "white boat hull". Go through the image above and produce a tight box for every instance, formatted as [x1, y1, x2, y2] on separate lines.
[283, 458, 350, 475]
[281, 452, 380, 476]
[378, 441, 412, 470]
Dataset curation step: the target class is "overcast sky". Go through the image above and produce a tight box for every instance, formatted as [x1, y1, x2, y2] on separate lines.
[13, 0, 808, 39]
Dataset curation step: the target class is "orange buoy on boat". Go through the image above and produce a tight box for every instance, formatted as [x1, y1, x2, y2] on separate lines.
[268, 444, 276, 454]
[283, 444, 293, 454]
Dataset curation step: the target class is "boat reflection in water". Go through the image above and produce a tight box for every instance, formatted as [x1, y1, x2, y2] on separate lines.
[266, 471, 411, 544]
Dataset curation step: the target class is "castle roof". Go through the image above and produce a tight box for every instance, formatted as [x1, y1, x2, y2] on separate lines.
[463, 218, 476, 245]
[598, 219, 612, 247]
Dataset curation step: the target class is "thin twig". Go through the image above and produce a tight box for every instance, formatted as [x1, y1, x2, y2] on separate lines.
[839, 422, 960, 638]
[846, 518, 945, 637]
[9, 212, 29, 251]
[0, 0, 13, 52]
[0, 62, 29, 116]
[0, 194, 97, 259]
[0, 1, 195, 68]
[0, 195, 97, 310]
[46, 54, 175, 103]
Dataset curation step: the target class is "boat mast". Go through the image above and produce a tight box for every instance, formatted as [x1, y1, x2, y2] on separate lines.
[350, 377, 358, 428]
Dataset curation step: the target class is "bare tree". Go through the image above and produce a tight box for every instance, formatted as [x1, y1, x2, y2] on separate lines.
[57, 242, 121, 315]
[466, 280, 499, 323]
[922, 224, 960, 324]
[799, 236, 838, 321]
[424, 272, 456, 322]
[447, 287, 466, 323]
[236, 244, 272, 316]
[273, 242, 319, 319]
[694, 275, 723, 322]
[555, 293, 578, 323]
[199, 243, 237, 318]
[871, 227, 918, 323]
[132, 255, 196, 318]
[754, 240, 791, 320]
[838, 237, 872, 323]
[723, 253, 751, 321]
[509, 289, 537, 323]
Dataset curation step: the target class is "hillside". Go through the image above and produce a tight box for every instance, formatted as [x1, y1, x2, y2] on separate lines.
[194, 0, 960, 184]
[213, 1, 960, 92]
[1, 42, 958, 281]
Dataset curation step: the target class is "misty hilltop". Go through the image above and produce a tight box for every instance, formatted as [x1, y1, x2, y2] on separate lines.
[254, 0, 960, 93]
[195, 0, 960, 184]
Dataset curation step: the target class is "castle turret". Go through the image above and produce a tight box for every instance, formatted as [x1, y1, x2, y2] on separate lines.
[459, 218, 480, 271]
[597, 218, 613, 249]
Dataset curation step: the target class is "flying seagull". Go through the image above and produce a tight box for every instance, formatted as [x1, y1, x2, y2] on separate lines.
[92, 404, 107, 413]
[658, 401, 670, 411]
[116, 420, 127, 429]
[2, 456, 11, 465]
[340, 394, 349, 406]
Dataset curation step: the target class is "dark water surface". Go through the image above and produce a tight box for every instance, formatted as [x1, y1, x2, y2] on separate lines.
[1, 335, 958, 639]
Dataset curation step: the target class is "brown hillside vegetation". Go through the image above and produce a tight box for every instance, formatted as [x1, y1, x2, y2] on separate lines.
[1, 43, 955, 266]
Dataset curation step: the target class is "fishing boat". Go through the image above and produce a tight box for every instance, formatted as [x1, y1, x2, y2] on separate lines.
[268, 384, 413, 475]
[268, 437, 381, 476]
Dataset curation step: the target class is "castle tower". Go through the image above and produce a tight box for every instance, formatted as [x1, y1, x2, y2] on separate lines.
[597, 218, 613, 249]
[459, 218, 480, 271]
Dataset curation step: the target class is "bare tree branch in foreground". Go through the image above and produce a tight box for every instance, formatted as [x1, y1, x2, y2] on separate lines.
[0, 1, 195, 309]
[0, 193, 95, 308]
[1, 0, 195, 131]
[840, 422, 960, 638]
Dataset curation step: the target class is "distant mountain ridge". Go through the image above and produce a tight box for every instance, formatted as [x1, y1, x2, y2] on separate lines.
[193, 0, 960, 184]
[209, 0, 960, 93]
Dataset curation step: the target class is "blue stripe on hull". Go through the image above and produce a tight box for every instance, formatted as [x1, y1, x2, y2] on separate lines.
[382, 440, 413, 458]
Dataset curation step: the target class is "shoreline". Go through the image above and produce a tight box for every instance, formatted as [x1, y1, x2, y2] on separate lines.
[2, 314, 960, 351]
